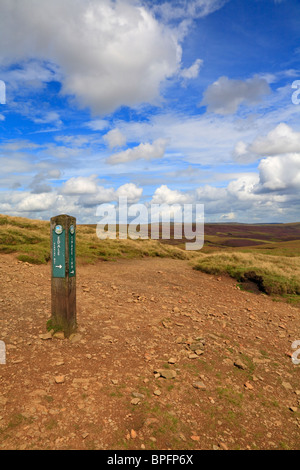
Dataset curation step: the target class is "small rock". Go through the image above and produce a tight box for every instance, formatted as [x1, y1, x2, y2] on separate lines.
[131, 429, 137, 439]
[189, 353, 199, 359]
[195, 350, 204, 356]
[55, 375, 65, 384]
[168, 358, 177, 364]
[234, 359, 247, 370]
[132, 392, 145, 399]
[193, 381, 206, 391]
[39, 332, 52, 341]
[154, 390, 161, 396]
[282, 382, 293, 391]
[289, 406, 298, 413]
[69, 333, 82, 343]
[191, 435, 200, 441]
[159, 369, 177, 379]
[53, 331, 65, 340]
[244, 382, 254, 390]
[0, 396, 8, 406]
[131, 398, 141, 406]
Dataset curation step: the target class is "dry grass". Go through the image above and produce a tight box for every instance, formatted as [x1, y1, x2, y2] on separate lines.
[0, 214, 191, 265]
[193, 251, 300, 295]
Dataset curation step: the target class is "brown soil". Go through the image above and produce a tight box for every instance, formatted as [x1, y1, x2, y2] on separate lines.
[0, 254, 299, 450]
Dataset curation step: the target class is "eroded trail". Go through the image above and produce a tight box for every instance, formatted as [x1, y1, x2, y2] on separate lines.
[0, 254, 299, 450]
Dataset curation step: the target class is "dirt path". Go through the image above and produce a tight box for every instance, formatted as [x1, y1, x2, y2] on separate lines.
[0, 254, 299, 450]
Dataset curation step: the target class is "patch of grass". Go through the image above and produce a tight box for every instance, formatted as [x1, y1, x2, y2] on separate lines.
[17, 254, 46, 265]
[7, 413, 28, 429]
[217, 386, 244, 407]
[46, 318, 63, 334]
[45, 419, 58, 431]
[43, 395, 54, 403]
[193, 251, 300, 296]
[0, 214, 192, 266]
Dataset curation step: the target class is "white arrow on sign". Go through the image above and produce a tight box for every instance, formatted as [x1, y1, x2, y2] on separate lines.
[55, 265, 63, 269]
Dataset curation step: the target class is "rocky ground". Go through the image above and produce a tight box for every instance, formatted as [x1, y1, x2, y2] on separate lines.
[0, 253, 299, 450]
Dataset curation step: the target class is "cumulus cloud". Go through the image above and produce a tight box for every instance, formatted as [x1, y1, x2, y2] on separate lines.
[151, 185, 192, 205]
[61, 175, 99, 195]
[220, 212, 235, 220]
[107, 138, 168, 165]
[201, 75, 271, 114]
[234, 123, 300, 162]
[104, 129, 127, 149]
[60, 177, 143, 207]
[257, 153, 300, 192]
[0, 0, 182, 114]
[115, 183, 143, 203]
[78, 187, 117, 208]
[17, 192, 57, 212]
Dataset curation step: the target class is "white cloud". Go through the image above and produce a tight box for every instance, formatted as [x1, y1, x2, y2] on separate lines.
[151, 185, 192, 204]
[17, 192, 57, 212]
[227, 174, 260, 201]
[104, 129, 127, 149]
[258, 153, 300, 192]
[0, 0, 182, 114]
[234, 123, 300, 163]
[78, 187, 116, 207]
[107, 138, 168, 165]
[201, 75, 271, 114]
[180, 59, 203, 79]
[196, 185, 227, 201]
[220, 212, 235, 220]
[61, 175, 99, 195]
[116, 183, 143, 203]
[33, 111, 62, 127]
[86, 120, 109, 131]
[151, 0, 229, 21]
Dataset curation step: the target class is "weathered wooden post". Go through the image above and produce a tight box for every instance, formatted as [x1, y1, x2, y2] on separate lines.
[50, 214, 77, 338]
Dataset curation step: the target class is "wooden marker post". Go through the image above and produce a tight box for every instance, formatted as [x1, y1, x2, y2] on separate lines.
[50, 214, 77, 338]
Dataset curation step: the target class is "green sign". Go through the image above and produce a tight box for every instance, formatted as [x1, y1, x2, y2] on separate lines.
[52, 226, 66, 278]
[69, 225, 76, 277]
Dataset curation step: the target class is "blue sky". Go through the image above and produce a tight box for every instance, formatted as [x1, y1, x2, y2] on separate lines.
[0, 0, 300, 223]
